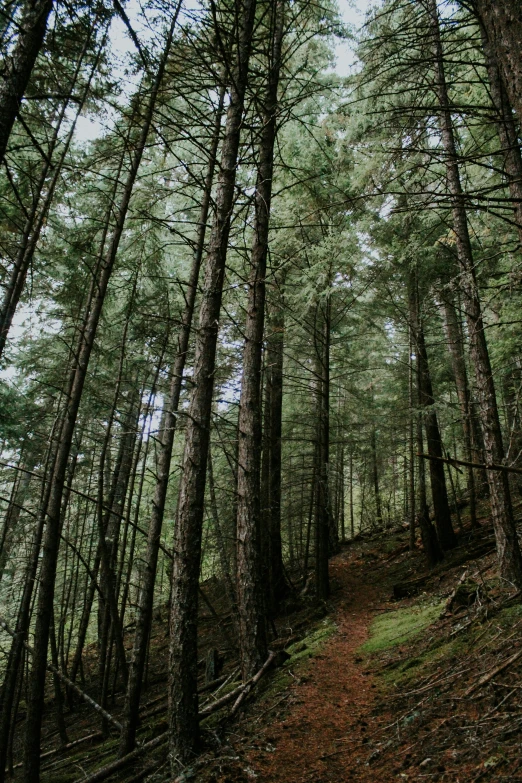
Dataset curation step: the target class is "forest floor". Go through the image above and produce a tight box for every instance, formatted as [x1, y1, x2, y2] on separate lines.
[8, 504, 522, 782]
[197, 508, 522, 783]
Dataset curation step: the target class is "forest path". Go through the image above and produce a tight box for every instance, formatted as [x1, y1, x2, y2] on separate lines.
[246, 545, 393, 782]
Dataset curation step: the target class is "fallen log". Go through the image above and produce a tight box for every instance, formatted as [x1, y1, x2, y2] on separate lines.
[72, 732, 167, 783]
[11, 731, 103, 771]
[0, 615, 122, 731]
[73, 653, 278, 783]
[230, 651, 277, 716]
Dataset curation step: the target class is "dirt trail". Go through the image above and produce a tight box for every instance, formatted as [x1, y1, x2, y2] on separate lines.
[247, 547, 392, 782]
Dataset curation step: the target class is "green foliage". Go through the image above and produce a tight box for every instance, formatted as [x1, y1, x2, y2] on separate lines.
[361, 600, 444, 653]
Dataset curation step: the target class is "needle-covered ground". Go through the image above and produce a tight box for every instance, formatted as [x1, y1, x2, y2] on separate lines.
[9, 507, 522, 783]
[199, 512, 522, 783]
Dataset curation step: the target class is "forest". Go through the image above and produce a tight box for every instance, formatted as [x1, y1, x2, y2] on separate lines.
[1, 0, 522, 781]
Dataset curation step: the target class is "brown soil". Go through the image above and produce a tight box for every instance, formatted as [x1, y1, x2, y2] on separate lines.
[246, 547, 391, 783]
[10, 519, 522, 782]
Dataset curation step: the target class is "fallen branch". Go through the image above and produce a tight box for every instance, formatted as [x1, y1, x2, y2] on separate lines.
[418, 453, 522, 476]
[200, 651, 276, 718]
[139, 674, 230, 721]
[73, 654, 277, 783]
[441, 570, 469, 616]
[72, 732, 167, 783]
[0, 615, 122, 731]
[464, 648, 522, 697]
[230, 651, 277, 716]
[11, 732, 103, 771]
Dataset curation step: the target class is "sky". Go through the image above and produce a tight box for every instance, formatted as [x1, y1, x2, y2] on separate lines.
[74, 0, 369, 141]
[335, 0, 367, 76]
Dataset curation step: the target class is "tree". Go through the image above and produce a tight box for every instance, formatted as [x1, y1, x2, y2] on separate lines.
[236, 0, 284, 679]
[0, 0, 54, 164]
[168, 0, 258, 766]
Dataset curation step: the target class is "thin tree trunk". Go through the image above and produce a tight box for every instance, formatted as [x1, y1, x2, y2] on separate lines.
[119, 85, 225, 756]
[339, 446, 345, 542]
[409, 269, 456, 549]
[21, 14, 179, 778]
[416, 364, 443, 567]
[349, 452, 355, 539]
[0, 26, 104, 360]
[168, 0, 257, 766]
[370, 423, 383, 527]
[408, 327, 416, 550]
[264, 276, 287, 611]
[314, 298, 331, 599]
[236, 0, 284, 679]
[426, 0, 522, 586]
[477, 17, 522, 246]
[440, 291, 478, 528]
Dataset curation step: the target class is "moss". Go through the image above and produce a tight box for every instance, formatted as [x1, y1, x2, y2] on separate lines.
[284, 619, 336, 664]
[362, 600, 444, 654]
[253, 618, 337, 709]
[497, 603, 522, 624]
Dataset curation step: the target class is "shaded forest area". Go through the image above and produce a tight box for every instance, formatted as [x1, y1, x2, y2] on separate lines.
[1, 0, 522, 780]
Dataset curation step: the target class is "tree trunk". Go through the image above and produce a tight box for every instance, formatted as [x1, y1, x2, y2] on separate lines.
[314, 297, 332, 599]
[409, 270, 456, 549]
[262, 276, 287, 612]
[408, 327, 416, 550]
[0, 27, 104, 360]
[426, 0, 522, 587]
[119, 85, 225, 756]
[472, 0, 522, 125]
[349, 451, 355, 539]
[440, 290, 478, 528]
[370, 423, 383, 527]
[236, 0, 284, 680]
[0, 0, 53, 165]
[21, 14, 179, 778]
[475, 13, 522, 245]
[416, 366, 443, 567]
[168, 0, 257, 766]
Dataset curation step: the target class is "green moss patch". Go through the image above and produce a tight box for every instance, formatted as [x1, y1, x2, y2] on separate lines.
[284, 618, 336, 664]
[252, 618, 337, 710]
[362, 600, 444, 654]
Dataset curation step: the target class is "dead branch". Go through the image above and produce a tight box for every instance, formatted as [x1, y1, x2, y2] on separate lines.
[72, 732, 168, 783]
[230, 651, 277, 716]
[418, 453, 522, 476]
[0, 615, 122, 731]
[464, 648, 522, 697]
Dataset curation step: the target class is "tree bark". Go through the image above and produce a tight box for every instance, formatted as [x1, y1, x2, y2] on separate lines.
[370, 422, 383, 527]
[168, 0, 257, 766]
[236, 0, 284, 680]
[314, 297, 332, 599]
[472, 0, 522, 125]
[262, 276, 287, 611]
[119, 85, 225, 756]
[21, 13, 179, 778]
[426, 0, 522, 587]
[410, 271, 456, 549]
[440, 290, 478, 528]
[476, 14, 522, 246]
[0, 0, 53, 165]
[408, 327, 416, 550]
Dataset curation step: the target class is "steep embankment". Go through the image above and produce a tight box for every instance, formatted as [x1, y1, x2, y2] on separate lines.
[9, 516, 522, 783]
[209, 519, 522, 783]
